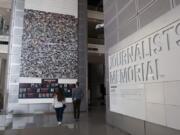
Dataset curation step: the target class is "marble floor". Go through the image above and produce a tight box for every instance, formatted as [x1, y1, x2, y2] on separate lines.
[0, 107, 128, 135]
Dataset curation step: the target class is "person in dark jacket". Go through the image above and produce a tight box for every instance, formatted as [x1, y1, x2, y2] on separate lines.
[72, 82, 84, 121]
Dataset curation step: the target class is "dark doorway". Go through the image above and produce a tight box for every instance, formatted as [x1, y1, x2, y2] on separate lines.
[88, 63, 105, 109]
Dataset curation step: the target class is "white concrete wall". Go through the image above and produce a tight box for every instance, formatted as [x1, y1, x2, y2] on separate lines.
[25, 0, 78, 17]
[0, 46, 8, 53]
[108, 6, 180, 130]
[104, 0, 180, 134]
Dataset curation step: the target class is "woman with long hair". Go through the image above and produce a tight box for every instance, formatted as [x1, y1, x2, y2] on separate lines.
[53, 88, 65, 125]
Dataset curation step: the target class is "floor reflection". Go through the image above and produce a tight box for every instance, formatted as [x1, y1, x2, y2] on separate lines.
[1, 107, 128, 135]
[11, 112, 78, 129]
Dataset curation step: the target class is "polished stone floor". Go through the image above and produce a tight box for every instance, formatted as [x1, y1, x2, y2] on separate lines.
[0, 107, 128, 135]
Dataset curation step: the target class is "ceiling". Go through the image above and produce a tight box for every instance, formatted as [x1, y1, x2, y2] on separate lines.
[0, 0, 103, 10]
[0, 0, 102, 10]
[88, 19, 104, 44]
[0, 0, 11, 9]
[87, 0, 104, 64]
[88, 19, 103, 37]
[88, 0, 103, 12]
[0, 0, 11, 31]
[87, 0, 104, 44]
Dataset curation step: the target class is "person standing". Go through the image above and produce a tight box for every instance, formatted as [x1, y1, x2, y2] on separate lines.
[53, 88, 65, 125]
[72, 82, 84, 121]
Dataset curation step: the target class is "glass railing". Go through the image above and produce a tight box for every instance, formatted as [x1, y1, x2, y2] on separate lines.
[0, 35, 9, 45]
[0, 15, 9, 36]
[88, 5, 103, 12]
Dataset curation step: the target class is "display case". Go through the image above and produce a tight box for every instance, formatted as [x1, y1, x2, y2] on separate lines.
[18, 79, 76, 104]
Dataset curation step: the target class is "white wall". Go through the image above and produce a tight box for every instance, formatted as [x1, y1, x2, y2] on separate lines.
[108, 5, 180, 130]
[0, 46, 8, 53]
[25, 0, 78, 18]
[0, 36, 8, 53]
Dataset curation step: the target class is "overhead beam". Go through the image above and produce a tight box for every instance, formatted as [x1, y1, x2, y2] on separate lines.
[88, 10, 104, 20]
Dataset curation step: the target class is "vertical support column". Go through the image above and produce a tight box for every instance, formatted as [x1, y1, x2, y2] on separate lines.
[0, 58, 2, 93]
[0, 59, 6, 99]
[78, 0, 88, 111]
[5, 0, 28, 113]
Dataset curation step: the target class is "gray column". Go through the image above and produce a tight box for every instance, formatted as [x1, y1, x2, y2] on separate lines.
[78, 0, 88, 111]
[5, 0, 29, 113]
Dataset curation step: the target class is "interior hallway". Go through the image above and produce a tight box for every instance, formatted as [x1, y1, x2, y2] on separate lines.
[0, 107, 128, 135]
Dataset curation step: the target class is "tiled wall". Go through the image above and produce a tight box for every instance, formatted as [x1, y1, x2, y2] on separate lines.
[20, 9, 78, 79]
[104, 0, 180, 135]
[7, 0, 25, 113]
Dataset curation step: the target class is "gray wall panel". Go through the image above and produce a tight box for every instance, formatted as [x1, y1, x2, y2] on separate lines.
[146, 122, 180, 135]
[104, 52, 110, 97]
[118, 0, 136, 27]
[106, 108, 145, 135]
[9, 54, 21, 64]
[175, 0, 180, 6]
[139, 0, 171, 28]
[121, 115, 145, 135]
[8, 85, 19, 93]
[9, 74, 19, 84]
[14, 11, 24, 27]
[15, 0, 24, 11]
[105, 18, 118, 36]
[115, 0, 130, 12]
[11, 46, 21, 55]
[6, 0, 25, 113]
[107, 109, 180, 135]
[104, 0, 115, 13]
[118, 18, 138, 42]
[13, 36, 22, 45]
[104, 4, 116, 26]
[9, 65, 21, 75]
[105, 30, 118, 48]
[8, 95, 18, 103]
[13, 28, 23, 36]
[139, 0, 154, 10]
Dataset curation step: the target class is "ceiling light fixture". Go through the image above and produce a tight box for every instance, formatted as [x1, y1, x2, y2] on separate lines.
[95, 23, 104, 29]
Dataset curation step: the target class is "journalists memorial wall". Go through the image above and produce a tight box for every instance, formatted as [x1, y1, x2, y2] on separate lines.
[108, 4, 180, 131]
[7, 0, 79, 113]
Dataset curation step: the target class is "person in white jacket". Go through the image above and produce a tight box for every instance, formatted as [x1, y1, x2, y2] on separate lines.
[53, 88, 65, 125]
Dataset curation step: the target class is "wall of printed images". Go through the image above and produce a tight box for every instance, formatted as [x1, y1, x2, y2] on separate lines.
[20, 9, 78, 79]
[19, 79, 75, 99]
